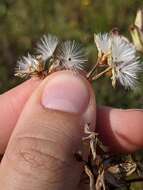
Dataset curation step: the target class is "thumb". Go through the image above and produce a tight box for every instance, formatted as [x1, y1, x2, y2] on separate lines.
[0, 71, 96, 190]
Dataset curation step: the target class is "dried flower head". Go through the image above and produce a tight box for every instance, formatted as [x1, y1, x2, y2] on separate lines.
[94, 33, 141, 89]
[36, 34, 59, 61]
[52, 40, 87, 72]
[111, 35, 141, 89]
[130, 9, 143, 52]
[94, 33, 111, 66]
[94, 33, 111, 56]
[15, 34, 87, 78]
[15, 53, 45, 78]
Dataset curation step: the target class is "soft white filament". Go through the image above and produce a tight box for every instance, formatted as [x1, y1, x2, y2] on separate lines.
[94, 33, 141, 89]
[111, 35, 141, 89]
[94, 33, 111, 55]
[116, 60, 140, 89]
[55, 40, 87, 71]
[36, 34, 59, 61]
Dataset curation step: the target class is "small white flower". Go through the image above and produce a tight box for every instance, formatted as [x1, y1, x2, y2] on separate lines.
[94, 33, 111, 56]
[111, 35, 141, 89]
[36, 34, 59, 61]
[54, 40, 87, 71]
[15, 53, 44, 77]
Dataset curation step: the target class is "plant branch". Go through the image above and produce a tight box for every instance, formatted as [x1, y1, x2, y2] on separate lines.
[86, 60, 99, 79]
[125, 177, 143, 184]
[92, 66, 112, 80]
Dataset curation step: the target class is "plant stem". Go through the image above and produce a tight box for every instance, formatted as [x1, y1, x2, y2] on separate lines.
[92, 66, 112, 80]
[84, 165, 95, 190]
[86, 60, 99, 79]
[125, 177, 143, 183]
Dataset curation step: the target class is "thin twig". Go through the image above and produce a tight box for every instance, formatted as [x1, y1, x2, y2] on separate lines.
[86, 60, 99, 79]
[85, 165, 96, 190]
[125, 177, 143, 184]
[82, 124, 98, 160]
[95, 169, 106, 190]
[92, 66, 112, 80]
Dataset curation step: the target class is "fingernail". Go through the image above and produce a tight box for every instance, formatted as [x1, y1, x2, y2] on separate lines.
[41, 73, 90, 114]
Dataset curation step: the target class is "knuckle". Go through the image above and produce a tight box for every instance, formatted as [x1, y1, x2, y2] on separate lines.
[8, 135, 67, 175]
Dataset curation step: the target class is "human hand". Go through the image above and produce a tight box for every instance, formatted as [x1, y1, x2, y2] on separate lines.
[0, 71, 143, 190]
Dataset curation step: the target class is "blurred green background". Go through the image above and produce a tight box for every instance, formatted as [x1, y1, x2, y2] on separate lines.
[0, 0, 143, 109]
[0, 0, 143, 189]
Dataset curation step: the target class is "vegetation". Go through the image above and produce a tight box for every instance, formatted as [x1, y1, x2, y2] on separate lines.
[0, 0, 143, 109]
[0, 1, 143, 189]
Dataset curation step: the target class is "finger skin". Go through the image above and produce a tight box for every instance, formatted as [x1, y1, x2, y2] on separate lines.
[1, 76, 143, 154]
[97, 106, 143, 152]
[0, 71, 96, 190]
[0, 78, 41, 152]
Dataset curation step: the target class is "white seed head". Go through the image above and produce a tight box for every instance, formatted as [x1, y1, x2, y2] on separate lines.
[54, 40, 87, 71]
[115, 59, 141, 89]
[94, 33, 111, 56]
[111, 35, 136, 64]
[36, 34, 59, 61]
[15, 53, 43, 78]
[94, 32, 141, 89]
[111, 35, 141, 89]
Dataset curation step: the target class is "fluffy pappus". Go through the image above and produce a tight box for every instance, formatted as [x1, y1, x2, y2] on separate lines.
[94, 32, 141, 89]
[111, 35, 141, 89]
[94, 33, 111, 57]
[53, 40, 88, 72]
[36, 34, 59, 61]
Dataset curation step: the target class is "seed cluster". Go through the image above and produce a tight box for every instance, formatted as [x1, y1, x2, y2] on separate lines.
[15, 34, 87, 78]
[15, 30, 142, 90]
[94, 33, 141, 89]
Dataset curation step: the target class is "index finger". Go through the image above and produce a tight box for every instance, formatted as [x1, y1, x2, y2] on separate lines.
[97, 106, 143, 152]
